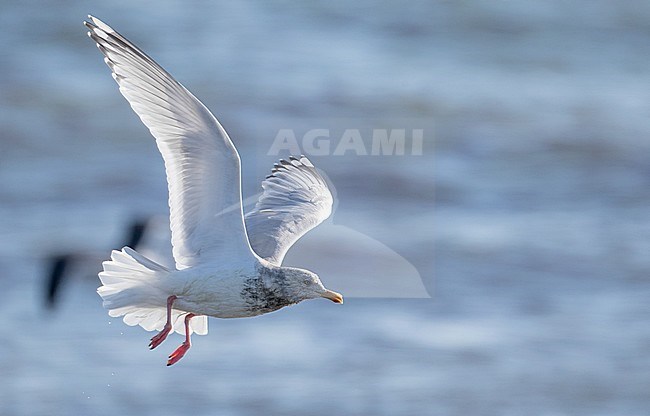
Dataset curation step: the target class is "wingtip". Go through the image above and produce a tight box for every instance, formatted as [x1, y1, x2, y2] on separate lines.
[85, 15, 96, 27]
[86, 15, 114, 34]
[299, 155, 314, 167]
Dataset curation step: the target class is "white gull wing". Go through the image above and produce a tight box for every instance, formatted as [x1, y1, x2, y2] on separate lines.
[85, 16, 252, 269]
[245, 156, 333, 265]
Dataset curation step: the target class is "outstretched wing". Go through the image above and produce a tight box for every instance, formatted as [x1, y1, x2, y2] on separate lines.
[245, 156, 334, 265]
[85, 16, 252, 269]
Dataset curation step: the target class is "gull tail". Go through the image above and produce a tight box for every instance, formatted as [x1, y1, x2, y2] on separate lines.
[98, 247, 207, 335]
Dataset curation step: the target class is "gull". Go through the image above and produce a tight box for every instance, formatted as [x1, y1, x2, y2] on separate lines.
[84, 15, 343, 366]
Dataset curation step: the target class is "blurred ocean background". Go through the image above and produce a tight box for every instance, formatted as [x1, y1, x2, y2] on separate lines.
[1, 0, 650, 415]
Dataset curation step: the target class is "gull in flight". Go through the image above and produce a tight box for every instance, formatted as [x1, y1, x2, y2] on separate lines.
[84, 15, 343, 366]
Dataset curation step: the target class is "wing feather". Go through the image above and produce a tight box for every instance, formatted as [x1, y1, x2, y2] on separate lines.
[245, 156, 334, 265]
[85, 16, 252, 269]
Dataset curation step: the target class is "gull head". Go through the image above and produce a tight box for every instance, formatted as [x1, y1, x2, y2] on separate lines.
[282, 267, 343, 304]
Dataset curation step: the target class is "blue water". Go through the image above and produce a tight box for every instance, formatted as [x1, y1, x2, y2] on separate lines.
[1, 1, 649, 415]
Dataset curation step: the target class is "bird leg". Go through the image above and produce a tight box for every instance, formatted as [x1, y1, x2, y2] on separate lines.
[167, 313, 195, 366]
[149, 295, 177, 350]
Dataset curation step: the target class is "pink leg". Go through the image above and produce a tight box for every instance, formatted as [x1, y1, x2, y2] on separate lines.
[167, 313, 195, 366]
[149, 295, 177, 350]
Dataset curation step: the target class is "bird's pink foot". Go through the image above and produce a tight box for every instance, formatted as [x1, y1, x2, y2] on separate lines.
[165, 312, 195, 366]
[149, 295, 177, 350]
[149, 323, 172, 350]
[167, 341, 190, 366]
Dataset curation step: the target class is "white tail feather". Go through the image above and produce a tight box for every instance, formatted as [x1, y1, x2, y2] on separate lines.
[98, 247, 208, 335]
